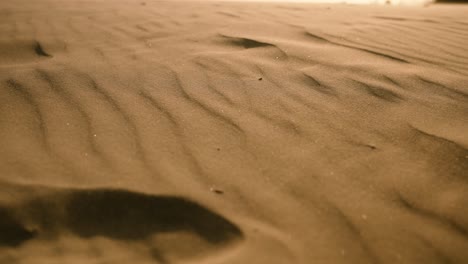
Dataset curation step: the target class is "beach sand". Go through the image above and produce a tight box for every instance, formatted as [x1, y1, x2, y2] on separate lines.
[0, 0, 467, 263]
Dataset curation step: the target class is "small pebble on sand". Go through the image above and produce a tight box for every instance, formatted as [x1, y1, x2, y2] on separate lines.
[210, 187, 224, 194]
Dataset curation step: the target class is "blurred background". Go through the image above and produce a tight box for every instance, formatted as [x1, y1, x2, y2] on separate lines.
[246, 0, 468, 5]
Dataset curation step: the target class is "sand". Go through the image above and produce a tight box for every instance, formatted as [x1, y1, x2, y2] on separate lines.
[0, 0, 467, 263]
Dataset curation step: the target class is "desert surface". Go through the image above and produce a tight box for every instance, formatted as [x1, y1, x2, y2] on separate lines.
[0, 0, 467, 263]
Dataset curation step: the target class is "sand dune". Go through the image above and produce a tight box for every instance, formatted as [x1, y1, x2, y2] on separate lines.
[1, 0, 467, 263]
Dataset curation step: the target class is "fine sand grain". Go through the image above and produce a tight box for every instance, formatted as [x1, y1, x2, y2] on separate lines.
[1, 0, 467, 263]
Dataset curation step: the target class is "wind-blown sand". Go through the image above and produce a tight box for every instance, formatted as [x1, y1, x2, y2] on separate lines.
[0, 0, 467, 263]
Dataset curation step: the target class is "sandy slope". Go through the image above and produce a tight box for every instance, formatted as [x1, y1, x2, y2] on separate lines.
[0, 0, 467, 263]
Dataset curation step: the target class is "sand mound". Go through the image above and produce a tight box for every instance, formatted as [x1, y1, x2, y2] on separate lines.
[0, 40, 52, 66]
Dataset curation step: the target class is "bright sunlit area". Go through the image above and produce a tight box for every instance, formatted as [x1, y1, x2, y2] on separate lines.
[244, 0, 434, 5]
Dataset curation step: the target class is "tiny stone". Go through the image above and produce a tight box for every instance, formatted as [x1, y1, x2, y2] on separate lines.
[210, 187, 224, 194]
[216, 148, 221, 151]
[258, 77, 262, 81]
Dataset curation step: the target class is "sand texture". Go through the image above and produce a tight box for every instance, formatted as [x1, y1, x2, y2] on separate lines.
[0, 0, 468, 263]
